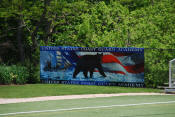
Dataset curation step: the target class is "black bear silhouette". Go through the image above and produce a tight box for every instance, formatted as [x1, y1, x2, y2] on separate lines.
[73, 53, 106, 78]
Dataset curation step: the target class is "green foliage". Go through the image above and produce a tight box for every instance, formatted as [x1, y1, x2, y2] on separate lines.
[1, 0, 175, 87]
[0, 65, 29, 85]
[144, 49, 175, 88]
[0, 65, 12, 84]
[28, 64, 40, 84]
[24, 50, 40, 84]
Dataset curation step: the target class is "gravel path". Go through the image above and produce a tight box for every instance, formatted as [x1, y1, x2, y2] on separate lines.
[0, 93, 172, 104]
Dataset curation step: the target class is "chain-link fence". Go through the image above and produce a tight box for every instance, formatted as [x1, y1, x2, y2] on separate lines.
[1, 46, 175, 88]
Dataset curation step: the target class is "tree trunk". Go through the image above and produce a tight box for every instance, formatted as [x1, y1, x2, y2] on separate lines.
[17, 17, 25, 63]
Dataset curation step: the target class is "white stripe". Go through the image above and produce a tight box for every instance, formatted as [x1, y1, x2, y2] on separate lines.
[103, 63, 127, 73]
[0, 101, 175, 116]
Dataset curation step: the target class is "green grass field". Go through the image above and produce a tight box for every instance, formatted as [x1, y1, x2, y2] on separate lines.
[0, 95, 175, 117]
[0, 84, 162, 98]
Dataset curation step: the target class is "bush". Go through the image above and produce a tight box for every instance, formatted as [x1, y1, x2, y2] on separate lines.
[144, 49, 174, 88]
[0, 65, 29, 85]
[24, 58, 40, 84]
[28, 64, 40, 83]
[0, 65, 12, 84]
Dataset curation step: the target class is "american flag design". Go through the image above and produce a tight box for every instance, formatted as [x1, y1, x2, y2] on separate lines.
[40, 47, 144, 85]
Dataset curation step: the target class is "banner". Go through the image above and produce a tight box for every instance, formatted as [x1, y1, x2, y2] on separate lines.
[40, 46, 144, 87]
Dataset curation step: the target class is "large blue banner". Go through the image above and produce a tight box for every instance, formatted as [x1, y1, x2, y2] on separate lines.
[40, 46, 144, 87]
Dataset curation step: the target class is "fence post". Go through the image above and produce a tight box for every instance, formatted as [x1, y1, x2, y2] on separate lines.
[169, 61, 172, 88]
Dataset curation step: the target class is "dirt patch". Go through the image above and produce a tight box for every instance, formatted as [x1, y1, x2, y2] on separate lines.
[0, 93, 173, 104]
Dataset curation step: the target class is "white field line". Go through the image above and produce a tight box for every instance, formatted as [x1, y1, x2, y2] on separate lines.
[0, 101, 175, 116]
[0, 93, 172, 104]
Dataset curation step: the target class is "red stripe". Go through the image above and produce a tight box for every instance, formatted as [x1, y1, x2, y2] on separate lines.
[102, 55, 144, 74]
[102, 55, 122, 64]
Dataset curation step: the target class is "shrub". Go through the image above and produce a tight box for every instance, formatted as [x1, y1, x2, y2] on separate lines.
[0, 65, 12, 84]
[144, 49, 173, 88]
[24, 58, 40, 84]
[27, 64, 40, 84]
[0, 65, 29, 85]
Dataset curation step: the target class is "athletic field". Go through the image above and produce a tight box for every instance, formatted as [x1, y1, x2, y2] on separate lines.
[0, 95, 175, 117]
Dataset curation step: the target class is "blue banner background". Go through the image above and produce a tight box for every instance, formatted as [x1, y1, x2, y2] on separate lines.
[40, 46, 144, 87]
